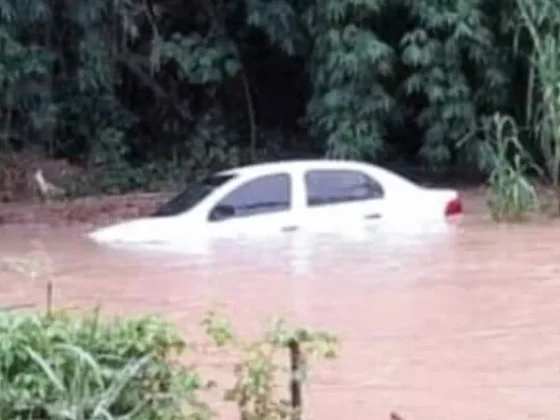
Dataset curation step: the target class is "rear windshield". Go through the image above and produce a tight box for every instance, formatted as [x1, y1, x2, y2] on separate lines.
[152, 174, 235, 217]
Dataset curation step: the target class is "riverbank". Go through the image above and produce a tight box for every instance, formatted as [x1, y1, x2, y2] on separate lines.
[0, 192, 171, 226]
[6, 151, 560, 226]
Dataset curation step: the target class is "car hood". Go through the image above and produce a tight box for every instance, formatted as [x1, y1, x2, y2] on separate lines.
[88, 217, 178, 243]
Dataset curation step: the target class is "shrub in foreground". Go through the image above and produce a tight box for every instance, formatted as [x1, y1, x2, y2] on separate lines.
[0, 308, 339, 420]
[0, 309, 211, 420]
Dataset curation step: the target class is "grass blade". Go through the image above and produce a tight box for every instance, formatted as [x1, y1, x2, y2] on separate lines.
[25, 346, 66, 393]
[56, 343, 105, 388]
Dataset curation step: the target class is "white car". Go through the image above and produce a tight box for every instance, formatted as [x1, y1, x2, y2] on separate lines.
[88, 159, 462, 244]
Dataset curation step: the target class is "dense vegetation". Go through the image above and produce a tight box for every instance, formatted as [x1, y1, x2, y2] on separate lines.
[0, 310, 206, 419]
[0, 308, 337, 419]
[0, 0, 557, 192]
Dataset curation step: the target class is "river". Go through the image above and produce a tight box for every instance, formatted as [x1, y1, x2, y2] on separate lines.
[0, 189, 559, 419]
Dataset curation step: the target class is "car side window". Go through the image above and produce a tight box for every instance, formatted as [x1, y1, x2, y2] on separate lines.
[209, 173, 291, 221]
[305, 169, 384, 206]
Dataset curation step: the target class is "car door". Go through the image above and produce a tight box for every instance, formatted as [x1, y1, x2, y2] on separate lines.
[300, 169, 386, 232]
[205, 172, 298, 238]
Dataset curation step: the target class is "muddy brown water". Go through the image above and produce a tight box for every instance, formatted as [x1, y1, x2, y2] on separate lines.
[1, 192, 560, 420]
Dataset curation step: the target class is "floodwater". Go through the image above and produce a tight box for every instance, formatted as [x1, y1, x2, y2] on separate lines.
[1, 195, 560, 420]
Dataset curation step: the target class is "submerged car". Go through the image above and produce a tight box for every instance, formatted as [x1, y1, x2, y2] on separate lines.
[88, 159, 463, 244]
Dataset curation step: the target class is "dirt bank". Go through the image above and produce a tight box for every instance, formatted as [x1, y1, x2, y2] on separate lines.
[0, 193, 171, 226]
[0, 152, 175, 226]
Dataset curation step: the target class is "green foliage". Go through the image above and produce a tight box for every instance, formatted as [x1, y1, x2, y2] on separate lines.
[0, 309, 212, 419]
[399, 0, 508, 166]
[0, 0, 554, 194]
[304, 0, 512, 165]
[202, 310, 338, 420]
[306, 0, 395, 160]
[516, 0, 560, 212]
[0, 307, 339, 420]
[483, 113, 540, 221]
[159, 35, 241, 84]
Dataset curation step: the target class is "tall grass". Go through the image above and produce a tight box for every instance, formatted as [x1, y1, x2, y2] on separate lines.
[25, 345, 152, 419]
[483, 113, 540, 221]
[516, 0, 560, 212]
[0, 310, 212, 420]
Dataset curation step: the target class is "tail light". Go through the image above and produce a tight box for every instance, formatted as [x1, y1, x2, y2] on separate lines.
[445, 197, 463, 216]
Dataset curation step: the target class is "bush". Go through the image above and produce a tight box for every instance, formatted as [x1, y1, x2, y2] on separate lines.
[0, 308, 339, 420]
[202, 311, 338, 420]
[482, 113, 540, 221]
[0, 309, 212, 420]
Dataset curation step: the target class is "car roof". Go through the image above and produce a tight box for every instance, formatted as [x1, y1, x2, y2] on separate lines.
[216, 159, 384, 177]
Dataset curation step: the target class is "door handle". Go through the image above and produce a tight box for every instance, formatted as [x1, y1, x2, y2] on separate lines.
[282, 225, 298, 232]
[364, 213, 381, 219]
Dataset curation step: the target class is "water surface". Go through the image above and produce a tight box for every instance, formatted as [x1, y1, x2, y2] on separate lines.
[0, 203, 559, 419]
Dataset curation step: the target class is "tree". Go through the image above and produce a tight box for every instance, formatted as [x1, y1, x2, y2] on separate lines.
[0, 0, 543, 195]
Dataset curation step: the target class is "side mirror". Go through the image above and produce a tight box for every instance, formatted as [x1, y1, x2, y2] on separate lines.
[210, 204, 235, 221]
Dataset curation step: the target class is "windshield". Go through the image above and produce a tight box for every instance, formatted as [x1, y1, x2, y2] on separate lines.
[152, 173, 236, 217]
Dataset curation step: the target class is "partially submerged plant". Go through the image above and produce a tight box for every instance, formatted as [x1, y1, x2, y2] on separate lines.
[516, 0, 560, 212]
[201, 310, 338, 420]
[483, 113, 540, 221]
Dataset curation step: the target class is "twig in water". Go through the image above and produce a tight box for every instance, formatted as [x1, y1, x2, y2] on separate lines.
[46, 281, 53, 316]
[289, 338, 302, 420]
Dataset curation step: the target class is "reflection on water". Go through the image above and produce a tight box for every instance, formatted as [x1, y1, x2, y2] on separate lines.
[1, 215, 560, 419]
